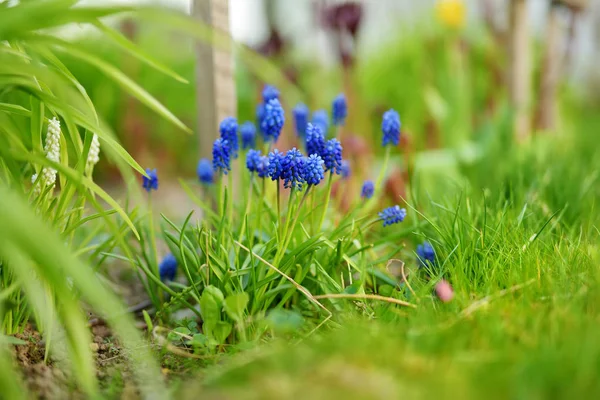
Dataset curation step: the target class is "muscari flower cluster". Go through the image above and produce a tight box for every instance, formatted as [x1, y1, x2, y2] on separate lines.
[240, 121, 257, 150]
[159, 253, 177, 282]
[143, 168, 158, 192]
[332, 94, 347, 126]
[361, 180, 374, 199]
[32, 117, 62, 195]
[197, 158, 214, 184]
[293, 103, 309, 138]
[312, 110, 329, 134]
[220, 117, 239, 157]
[379, 205, 407, 227]
[416, 241, 435, 268]
[382, 109, 401, 147]
[86, 134, 101, 175]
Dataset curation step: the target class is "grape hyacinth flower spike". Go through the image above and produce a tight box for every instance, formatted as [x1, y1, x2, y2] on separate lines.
[332, 93, 347, 126]
[159, 254, 177, 282]
[312, 110, 329, 135]
[246, 149, 262, 174]
[379, 205, 407, 227]
[305, 123, 326, 157]
[322, 138, 343, 174]
[261, 98, 285, 143]
[142, 168, 158, 192]
[302, 154, 325, 186]
[416, 241, 436, 268]
[262, 85, 280, 102]
[281, 148, 306, 190]
[219, 117, 238, 157]
[240, 121, 257, 150]
[382, 109, 401, 147]
[32, 117, 62, 195]
[197, 158, 214, 184]
[267, 149, 285, 181]
[212, 138, 231, 175]
[293, 103, 309, 138]
[361, 180, 374, 199]
[340, 160, 351, 179]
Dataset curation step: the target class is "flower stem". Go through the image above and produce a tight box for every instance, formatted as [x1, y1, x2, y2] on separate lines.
[273, 186, 312, 267]
[228, 170, 234, 224]
[317, 171, 334, 232]
[236, 177, 254, 258]
[256, 178, 265, 244]
[276, 179, 281, 241]
[375, 146, 391, 190]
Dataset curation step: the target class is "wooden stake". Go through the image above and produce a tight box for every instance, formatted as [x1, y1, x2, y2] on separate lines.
[193, 0, 236, 158]
[535, 4, 562, 131]
[508, 0, 531, 141]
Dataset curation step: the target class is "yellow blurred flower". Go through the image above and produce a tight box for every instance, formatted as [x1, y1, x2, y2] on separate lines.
[435, 0, 466, 30]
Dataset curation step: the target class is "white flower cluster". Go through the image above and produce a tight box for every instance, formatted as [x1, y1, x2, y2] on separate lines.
[86, 134, 100, 175]
[32, 117, 61, 196]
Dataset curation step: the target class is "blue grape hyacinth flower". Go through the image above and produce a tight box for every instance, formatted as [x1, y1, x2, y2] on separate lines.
[240, 121, 257, 150]
[293, 103, 309, 138]
[197, 158, 214, 184]
[312, 110, 329, 134]
[281, 148, 306, 190]
[332, 93, 347, 126]
[379, 205, 407, 227]
[382, 109, 401, 147]
[246, 149, 262, 174]
[142, 168, 158, 192]
[267, 149, 285, 181]
[159, 253, 177, 282]
[257, 155, 270, 178]
[302, 154, 325, 186]
[262, 85, 280, 102]
[340, 160, 351, 179]
[361, 180, 374, 199]
[219, 117, 238, 156]
[261, 99, 285, 142]
[417, 241, 436, 268]
[212, 138, 231, 175]
[322, 138, 343, 174]
[305, 123, 326, 157]
[256, 103, 265, 130]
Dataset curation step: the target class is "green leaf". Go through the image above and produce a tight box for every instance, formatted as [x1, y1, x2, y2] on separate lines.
[200, 286, 224, 332]
[212, 321, 232, 344]
[0, 335, 27, 345]
[266, 309, 304, 334]
[224, 292, 249, 322]
[93, 21, 188, 84]
[188, 333, 208, 348]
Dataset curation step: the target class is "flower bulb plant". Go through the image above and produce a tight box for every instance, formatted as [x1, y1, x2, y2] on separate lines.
[134, 86, 436, 350]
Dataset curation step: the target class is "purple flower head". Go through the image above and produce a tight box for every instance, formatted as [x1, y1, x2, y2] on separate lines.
[322, 138, 343, 174]
[302, 154, 325, 186]
[293, 103, 309, 138]
[379, 205, 407, 227]
[382, 109, 401, 147]
[159, 253, 177, 282]
[267, 149, 285, 181]
[246, 149, 262, 174]
[281, 148, 306, 190]
[142, 168, 158, 192]
[340, 160, 351, 179]
[219, 117, 238, 157]
[311, 110, 329, 134]
[260, 99, 285, 142]
[212, 138, 231, 175]
[305, 123, 326, 157]
[332, 93, 347, 126]
[240, 121, 257, 150]
[262, 85, 280, 102]
[197, 158, 214, 184]
[257, 156, 270, 178]
[417, 241, 436, 268]
[361, 180, 374, 199]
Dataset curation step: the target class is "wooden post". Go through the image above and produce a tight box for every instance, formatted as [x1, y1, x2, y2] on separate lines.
[193, 0, 236, 158]
[508, 0, 531, 141]
[535, 3, 561, 131]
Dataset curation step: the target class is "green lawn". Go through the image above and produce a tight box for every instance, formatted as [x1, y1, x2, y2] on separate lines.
[171, 109, 600, 399]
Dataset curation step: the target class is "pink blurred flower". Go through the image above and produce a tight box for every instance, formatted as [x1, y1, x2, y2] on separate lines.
[435, 279, 454, 303]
